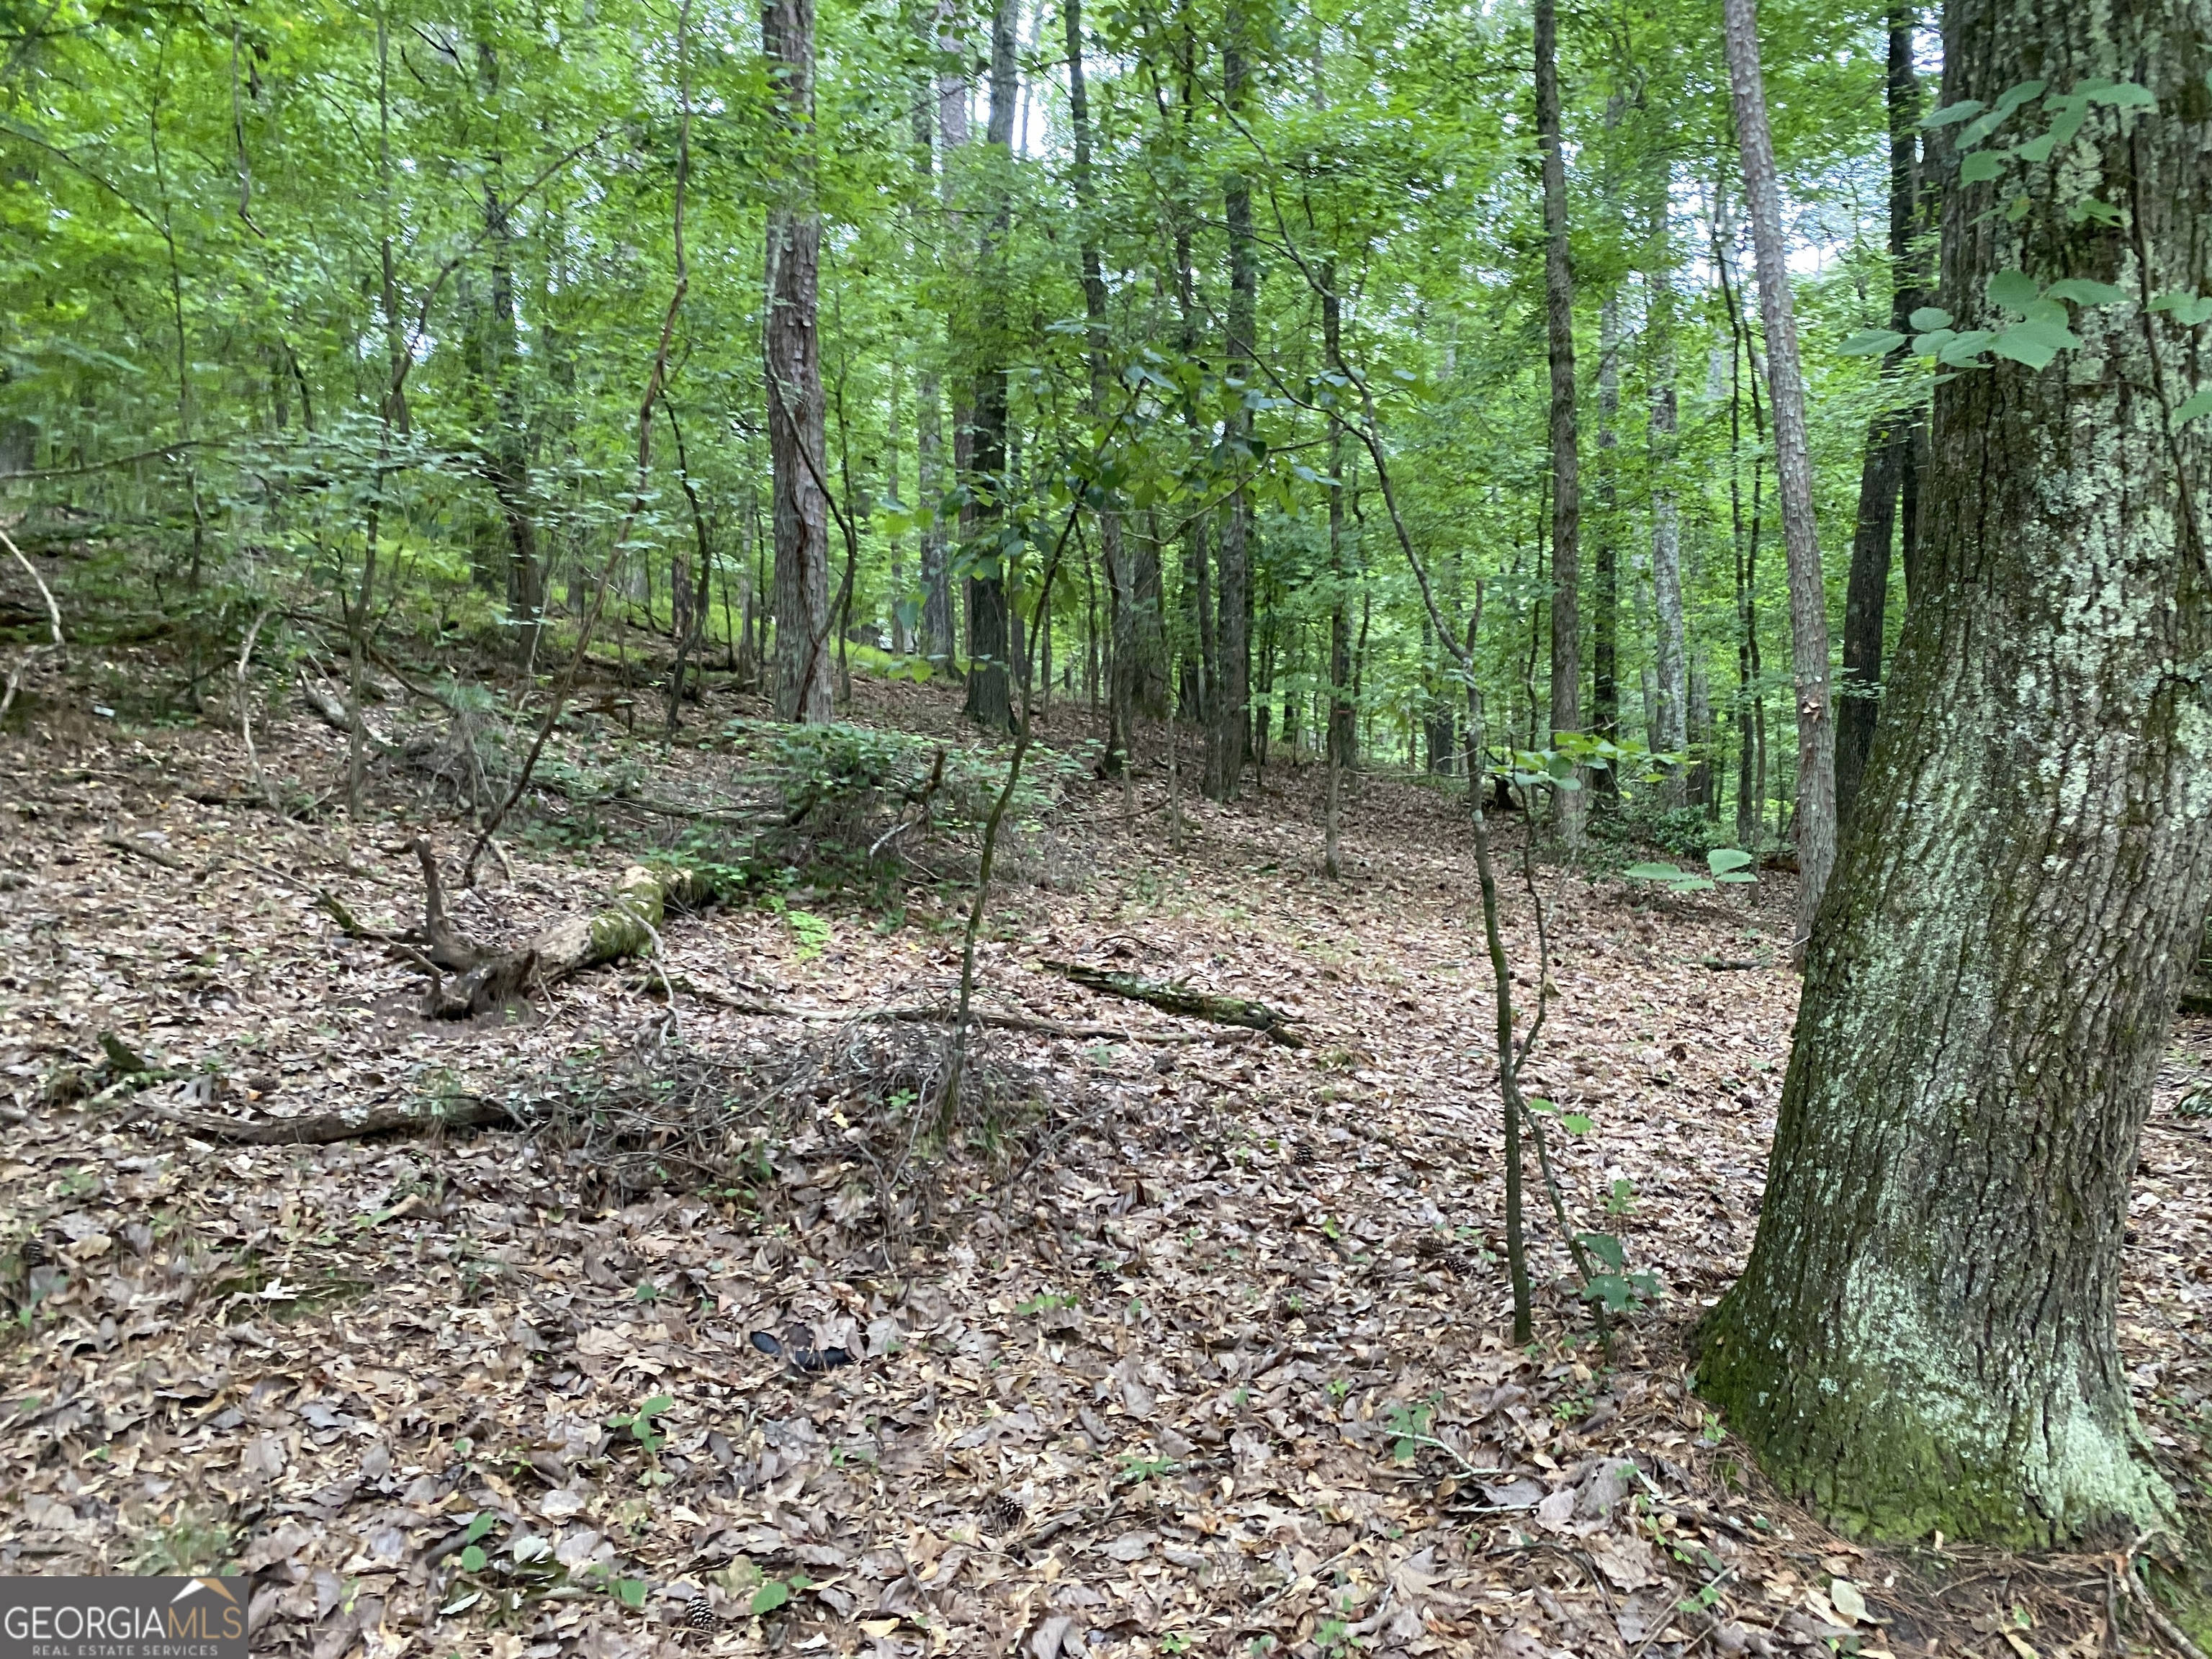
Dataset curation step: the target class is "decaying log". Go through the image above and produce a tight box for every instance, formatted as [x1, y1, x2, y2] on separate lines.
[1035, 959, 1305, 1046]
[321, 842, 702, 1019]
[156, 1096, 511, 1145]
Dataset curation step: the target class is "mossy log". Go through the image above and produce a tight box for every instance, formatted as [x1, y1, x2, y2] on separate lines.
[323, 846, 701, 1019]
[426, 863, 691, 1018]
[1036, 958, 1303, 1046]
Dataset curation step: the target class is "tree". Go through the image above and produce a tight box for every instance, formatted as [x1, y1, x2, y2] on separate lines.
[960, 0, 1020, 732]
[1205, 0, 1256, 801]
[1533, 0, 1581, 843]
[763, 0, 834, 724]
[1698, 0, 2212, 1542]
[1721, 0, 1834, 938]
[1064, 0, 1130, 773]
[1835, 2, 1921, 829]
[1645, 183, 1687, 794]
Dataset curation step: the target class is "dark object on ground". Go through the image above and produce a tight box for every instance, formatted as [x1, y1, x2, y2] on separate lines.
[750, 1329, 852, 1372]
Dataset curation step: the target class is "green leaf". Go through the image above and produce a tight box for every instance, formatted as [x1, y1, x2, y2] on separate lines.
[1985, 78, 2047, 120]
[459, 1545, 488, 1573]
[1923, 99, 1984, 127]
[2173, 388, 2212, 428]
[1577, 1232, 1627, 1271]
[2087, 81, 2156, 109]
[1938, 330, 1998, 365]
[2069, 198, 2125, 228]
[1959, 150, 2005, 184]
[1712, 871, 1759, 884]
[1986, 269, 2040, 311]
[1561, 1113, 1593, 1136]
[464, 1514, 498, 1545]
[2014, 132, 2056, 163]
[1912, 328, 1957, 356]
[1909, 305, 1954, 332]
[1838, 328, 1907, 357]
[1992, 318, 2080, 368]
[2046, 278, 2128, 305]
[616, 1578, 648, 1609]
[750, 1579, 791, 1615]
[2151, 292, 2212, 325]
[1624, 861, 1686, 881]
[2005, 194, 2034, 222]
[1707, 848, 1755, 873]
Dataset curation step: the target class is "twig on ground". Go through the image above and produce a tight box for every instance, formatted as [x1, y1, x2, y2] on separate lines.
[2129, 1561, 2210, 1659]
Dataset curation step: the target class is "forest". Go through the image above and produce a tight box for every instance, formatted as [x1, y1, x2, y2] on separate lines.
[4, 0, 2212, 1647]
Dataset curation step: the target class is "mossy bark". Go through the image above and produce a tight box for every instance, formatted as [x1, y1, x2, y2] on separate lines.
[1698, 0, 2212, 1546]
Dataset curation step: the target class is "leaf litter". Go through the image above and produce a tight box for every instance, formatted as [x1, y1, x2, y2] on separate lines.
[1, 665, 2206, 1658]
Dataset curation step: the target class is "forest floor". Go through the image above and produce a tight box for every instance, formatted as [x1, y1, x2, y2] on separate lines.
[3, 650, 2209, 1659]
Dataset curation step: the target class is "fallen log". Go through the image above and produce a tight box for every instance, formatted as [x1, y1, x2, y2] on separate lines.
[1035, 959, 1305, 1046]
[322, 845, 706, 1018]
[152, 1096, 512, 1145]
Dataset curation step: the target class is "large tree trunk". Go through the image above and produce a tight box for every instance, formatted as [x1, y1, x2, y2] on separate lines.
[1835, 4, 1923, 830]
[763, 0, 833, 724]
[1722, 0, 1835, 941]
[1533, 0, 1582, 843]
[1697, 0, 2212, 1543]
[1205, 1, 1255, 802]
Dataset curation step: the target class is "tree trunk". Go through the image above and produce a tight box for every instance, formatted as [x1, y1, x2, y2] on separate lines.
[960, 0, 1020, 732]
[912, 4, 959, 676]
[1698, 0, 2212, 1543]
[1593, 287, 1620, 786]
[763, 0, 833, 725]
[1323, 258, 1352, 878]
[1647, 191, 1687, 793]
[1836, 4, 1923, 830]
[1065, 0, 1131, 772]
[1534, 0, 1582, 843]
[1722, 0, 1835, 940]
[1206, 2, 1254, 802]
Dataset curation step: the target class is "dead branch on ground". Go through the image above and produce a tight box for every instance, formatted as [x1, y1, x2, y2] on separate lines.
[1037, 958, 1305, 1046]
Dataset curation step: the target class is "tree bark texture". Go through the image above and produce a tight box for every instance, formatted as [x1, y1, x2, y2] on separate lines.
[1837, 4, 1923, 830]
[1722, 0, 1835, 939]
[1534, 0, 1583, 842]
[763, 0, 833, 724]
[1699, 0, 2212, 1543]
